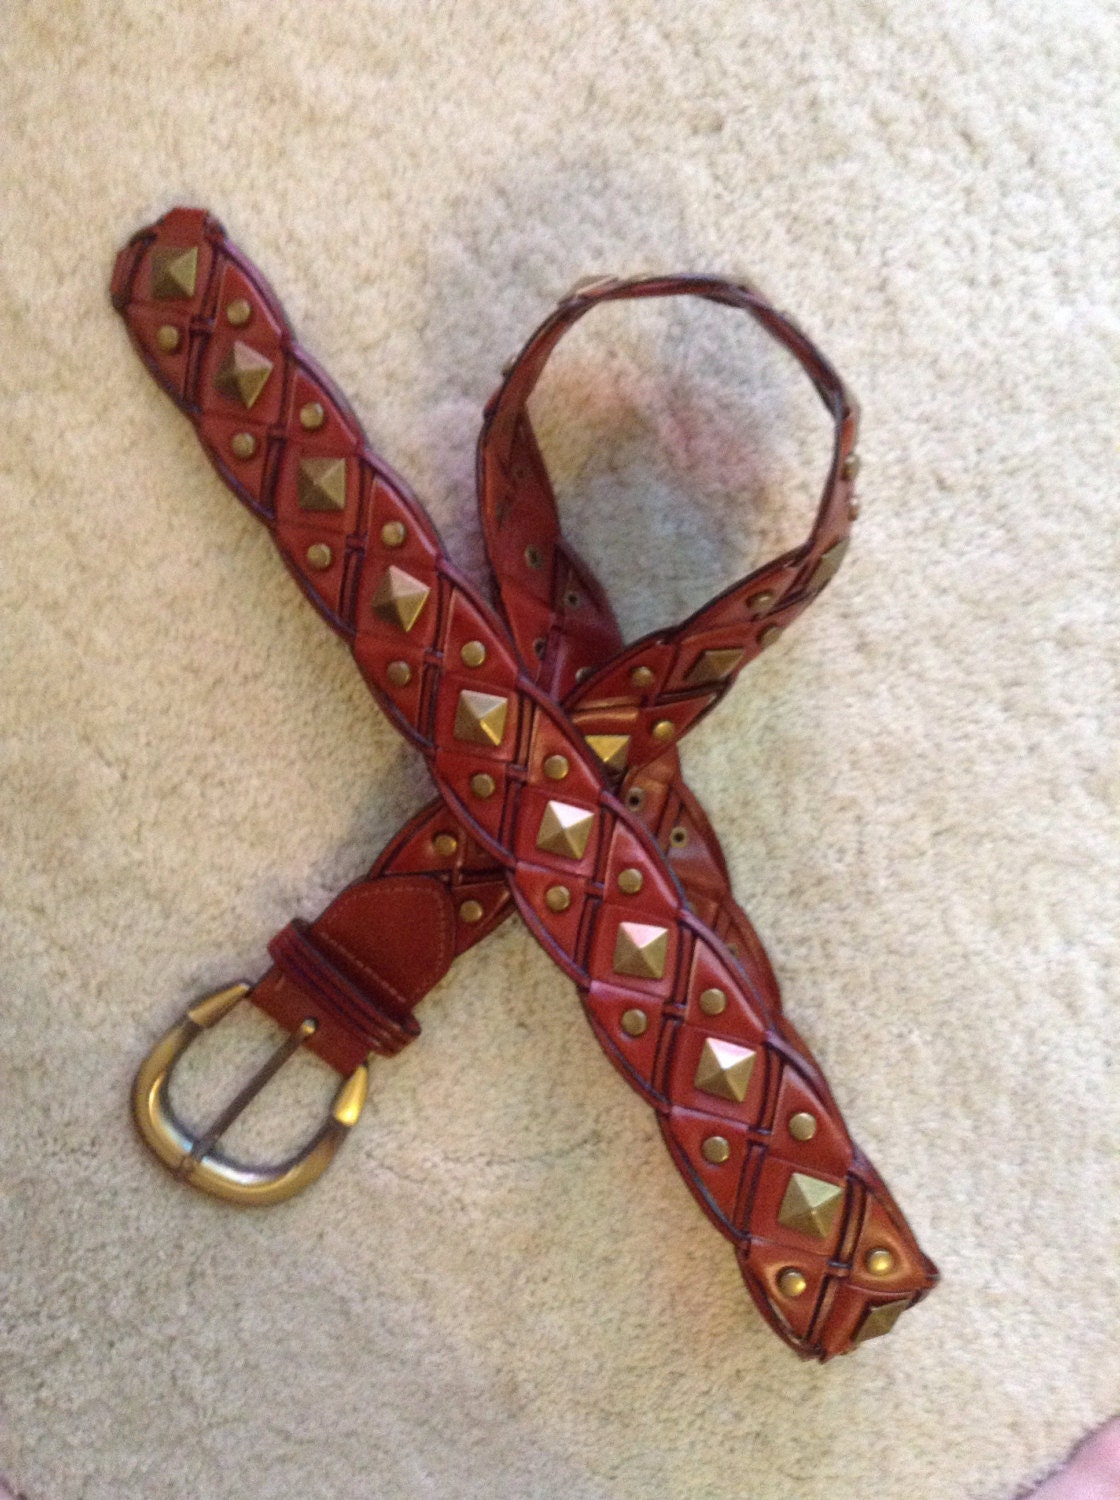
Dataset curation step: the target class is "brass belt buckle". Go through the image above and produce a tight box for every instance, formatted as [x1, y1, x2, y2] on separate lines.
[131, 983, 368, 1205]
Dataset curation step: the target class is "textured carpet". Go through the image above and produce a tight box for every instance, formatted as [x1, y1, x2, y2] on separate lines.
[1, 4, 1117, 1498]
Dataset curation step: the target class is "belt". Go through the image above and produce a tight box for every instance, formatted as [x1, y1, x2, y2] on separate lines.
[112, 207, 938, 1360]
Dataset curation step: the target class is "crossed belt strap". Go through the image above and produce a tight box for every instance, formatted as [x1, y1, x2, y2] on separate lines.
[113, 207, 938, 1361]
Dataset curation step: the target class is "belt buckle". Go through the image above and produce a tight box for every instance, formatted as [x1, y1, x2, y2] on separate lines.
[131, 983, 368, 1205]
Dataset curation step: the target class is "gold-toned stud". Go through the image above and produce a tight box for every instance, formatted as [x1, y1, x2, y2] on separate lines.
[470, 772, 496, 799]
[459, 900, 484, 924]
[584, 734, 630, 773]
[620, 1008, 648, 1037]
[669, 826, 688, 848]
[630, 665, 656, 688]
[612, 922, 669, 980]
[151, 245, 198, 300]
[617, 868, 643, 895]
[854, 1300, 909, 1344]
[788, 1111, 818, 1142]
[300, 401, 326, 431]
[230, 431, 257, 460]
[306, 543, 333, 570]
[535, 800, 595, 860]
[386, 660, 412, 687]
[215, 341, 274, 409]
[543, 754, 569, 781]
[454, 690, 509, 748]
[460, 640, 487, 668]
[371, 565, 430, 633]
[155, 324, 180, 353]
[777, 1173, 844, 1240]
[651, 719, 675, 742]
[226, 298, 252, 327]
[432, 833, 458, 858]
[759, 625, 783, 649]
[381, 520, 407, 548]
[748, 590, 776, 615]
[777, 1267, 808, 1299]
[698, 987, 727, 1016]
[701, 1135, 731, 1164]
[865, 1248, 895, 1278]
[850, 497, 861, 521]
[524, 544, 543, 569]
[842, 452, 861, 481]
[545, 885, 571, 913]
[806, 538, 850, 594]
[693, 1038, 755, 1103]
[684, 648, 745, 687]
[297, 457, 347, 513]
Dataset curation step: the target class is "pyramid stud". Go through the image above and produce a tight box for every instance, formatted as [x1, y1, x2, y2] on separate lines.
[454, 690, 509, 748]
[297, 457, 348, 512]
[692, 1037, 755, 1103]
[584, 733, 630, 773]
[854, 1300, 909, 1344]
[777, 1172, 844, 1241]
[684, 647, 745, 687]
[612, 922, 669, 980]
[151, 245, 198, 300]
[806, 538, 849, 594]
[215, 341, 274, 410]
[371, 566, 430, 633]
[535, 800, 595, 861]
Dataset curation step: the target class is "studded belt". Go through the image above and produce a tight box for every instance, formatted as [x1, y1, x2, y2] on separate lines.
[112, 207, 938, 1360]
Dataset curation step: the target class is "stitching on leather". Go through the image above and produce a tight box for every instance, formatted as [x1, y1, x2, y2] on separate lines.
[318, 877, 454, 1002]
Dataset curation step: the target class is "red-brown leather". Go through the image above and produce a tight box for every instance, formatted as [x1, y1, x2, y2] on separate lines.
[112, 208, 938, 1360]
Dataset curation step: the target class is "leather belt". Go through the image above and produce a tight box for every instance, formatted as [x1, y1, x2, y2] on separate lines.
[112, 207, 938, 1360]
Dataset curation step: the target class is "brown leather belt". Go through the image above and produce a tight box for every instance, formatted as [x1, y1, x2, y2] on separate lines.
[112, 207, 938, 1360]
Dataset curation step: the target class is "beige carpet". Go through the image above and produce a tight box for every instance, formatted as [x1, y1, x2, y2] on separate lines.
[2, 4, 1118, 1498]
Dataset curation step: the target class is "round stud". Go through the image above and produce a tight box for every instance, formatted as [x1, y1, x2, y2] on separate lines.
[230, 431, 257, 460]
[564, 590, 581, 608]
[788, 1111, 818, 1142]
[543, 754, 569, 781]
[865, 1247, 895, 1277]
[620, 1008, 648, 1037]
[299, 401, 326, 431]
[460, 640, 486, 668]
[155, 324, 181, 353]
[701, 1135, 731, 1164]
[625, 787, 646, 811]
[777, 1267, 808, 1299]
[433, 833, 458, 858]
[226, 298, 252, 327]
[470, 772, 496, 799]
[669, 825, 688, 848]
[747, 590, 776, 615]
[545, 885, 571, 913]
[630, 665, 655, 688]
[842, 452, 861, 481]
[386, 660, 412, 687]
[617, 868, 643, 895]
[699, 987, 727, 1016]
[525, 544, 543, 569]
[850, 497, 861, 520]
[759, 626, 783, 649]
[652, 719, 675, 742]
[306, 543, 332, 570]
[575, 666, 593, 683]
[459, 900, 484, 924]
[381, 520, 407, 548]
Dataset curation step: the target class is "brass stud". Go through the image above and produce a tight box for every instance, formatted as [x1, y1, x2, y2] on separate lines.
[630, 665, 656, 688]
[305, 543, 333, 570]
[536, 800, 595, 860]
[459, 900, 485, 924]
[684, 648, 745, 687]
[612, 922, 669, 980]
[460, 640, 487, 668]
[865, 1248, 895, 1278]
[454, 690, 509, 748]
[693, 1038, 755, 1103]
[226, 298, 252, 327]
[299, 401, 326, 431]
[698, 987, 727, 1016]
[432, 833, 458, 858]
[669, 826, 688, 848]
[759, 626, 783, 649]
[371, 565, 430, 633]
[617, 868, 643, 895]
[777, 1267, 808, 1299]
[150, 244, 198, 300]
[575, 666, 593, 684]
[381, 520, 407, 548]
[854, 1300, 909, 1345]
[841, 452, 861, 482]
[850, 497, 861, 521]
[777, 1173, 844, 1241]
[747, 590, 776, 615]
[230, 431, 257, 460]
[155, 324, 181, 353]
[620, 1008, 648, 1037]
[545, 885, 572, 913]
[651, 719, 675, 742]
[701, 1135, 731, 1164]
[470, 772, 496, 799]
[297, 456, 348, 513]
[788, 1111, 818, 1142]
[806, 538, 850, 594]
[543, 754, 569, 781]
[386, 660, 412, 687]
[584, 734, 630, 773]
[524, 544, 543, 569]
[215, 341, 274, 409]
